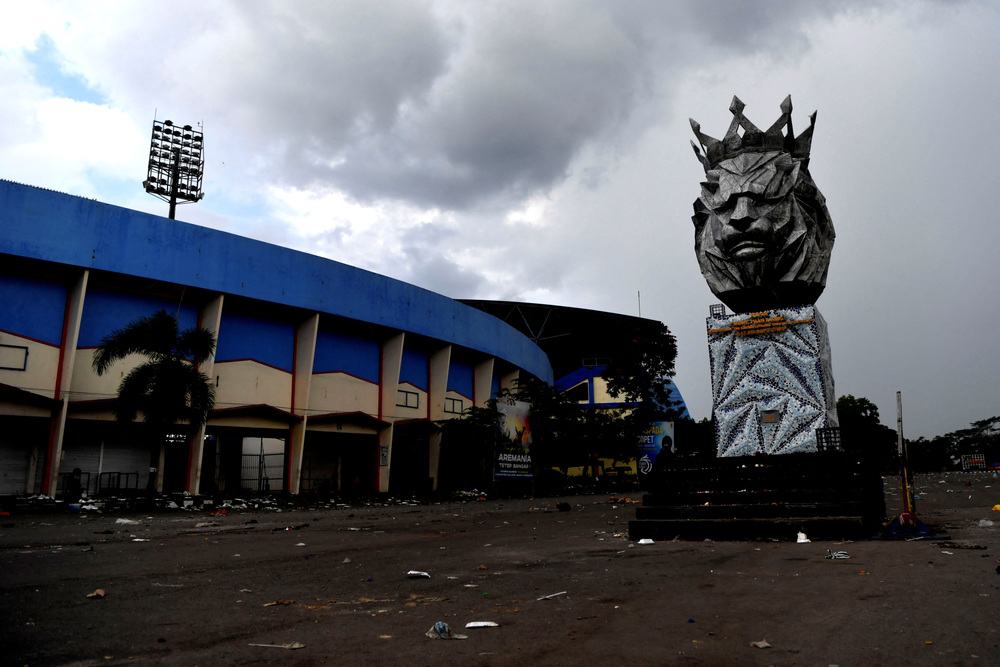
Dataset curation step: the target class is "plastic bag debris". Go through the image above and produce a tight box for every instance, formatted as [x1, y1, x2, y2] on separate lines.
[979, 520, 995, 527]
[87, 589, 106, 599]
[825, 550, 851, 559]
[537, 591, 567, 601]
[248, 641, 305, 649]
[749, 639, 772, 649]
[115, 518, 140, 525]
[426, 622, 468, 640]
[263, 600, 295, 607]
[407, 570, 431, 578]
[465, 621, 500, 628]
[132, 538, 150, 542]
[637, 538, 654, 545]
[796, 532, 811, 543]
[992, 505, 1000, 511]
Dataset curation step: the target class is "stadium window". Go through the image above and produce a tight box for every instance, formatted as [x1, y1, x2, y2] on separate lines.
[396, 389, 419, 409]
[444, 397, 464, 414]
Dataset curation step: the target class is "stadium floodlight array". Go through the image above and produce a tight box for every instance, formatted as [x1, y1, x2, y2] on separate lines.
[143, 119, 204, 219]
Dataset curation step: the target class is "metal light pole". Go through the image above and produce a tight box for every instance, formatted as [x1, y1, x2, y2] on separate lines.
[143, 119, 205, 219]
[888, 390, 930, 537]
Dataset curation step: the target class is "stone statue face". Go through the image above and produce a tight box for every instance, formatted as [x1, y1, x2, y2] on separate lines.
[700, 152, 796, 261]
[692, 150, 834, 313]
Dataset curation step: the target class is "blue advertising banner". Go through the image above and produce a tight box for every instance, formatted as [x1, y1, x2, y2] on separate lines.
[637, 421, 674, 475]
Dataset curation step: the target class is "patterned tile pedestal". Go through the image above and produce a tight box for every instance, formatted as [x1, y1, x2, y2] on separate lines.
[708, 305, 837, 457]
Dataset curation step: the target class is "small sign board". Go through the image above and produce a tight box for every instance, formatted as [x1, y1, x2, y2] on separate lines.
[637, 421, 674, 475]
[494, 399, 533, 480]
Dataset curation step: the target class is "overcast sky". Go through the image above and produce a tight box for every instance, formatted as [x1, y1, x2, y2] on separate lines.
[2, 0, 998, 439]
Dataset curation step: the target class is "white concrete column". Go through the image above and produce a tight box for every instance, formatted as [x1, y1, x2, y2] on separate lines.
[44, 269, 89, 496]
[287, 313, 319, 494]
[186, 294, 223, 495]
[428, 345, 451, 491]
[378, 333, 405, 492]
[474, 358, 495, 408]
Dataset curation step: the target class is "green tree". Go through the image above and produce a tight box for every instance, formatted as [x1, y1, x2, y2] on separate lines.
[601, 320, 679, 415]
[837, 394, 897, 472]
[837, 395, 881, 428]
[437, 318, 681, 494]
[436, 403, 501, 492]
[92, 310, 216, 491]
[438, 376, 590, 494]
[909, 416, 1000, 471]
[600, 320, 681, 462]
[498, 376, 587, 472]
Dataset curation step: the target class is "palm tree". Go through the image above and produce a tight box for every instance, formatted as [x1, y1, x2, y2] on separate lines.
[93, 310, 216, 492]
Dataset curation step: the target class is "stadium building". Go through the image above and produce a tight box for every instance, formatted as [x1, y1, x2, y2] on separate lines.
[0, 180, 686, 499]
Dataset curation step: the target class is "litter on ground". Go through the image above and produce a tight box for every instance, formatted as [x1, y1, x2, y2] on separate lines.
[248, 641, 304, 650]
[537, 591, 567, 601]
[426, 622, 467, 640]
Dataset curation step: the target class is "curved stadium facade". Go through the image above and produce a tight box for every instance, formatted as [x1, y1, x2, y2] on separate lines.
[0, 180, 686, 499]
[0, 180, 551, 498]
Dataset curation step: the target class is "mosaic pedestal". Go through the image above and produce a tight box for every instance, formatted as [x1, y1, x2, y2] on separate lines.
[708, 305, 837, 457]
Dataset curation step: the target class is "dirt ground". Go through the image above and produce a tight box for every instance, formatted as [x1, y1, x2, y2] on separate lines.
[1, 471, 999, 666]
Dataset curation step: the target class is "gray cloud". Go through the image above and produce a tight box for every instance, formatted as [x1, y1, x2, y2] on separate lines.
[32, 0, 903, 212]
[247, 0, 893, 209]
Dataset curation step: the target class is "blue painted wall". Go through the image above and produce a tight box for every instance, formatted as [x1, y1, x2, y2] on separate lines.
[312, 330, 380, 382]
[447, 361, 474, 398]
[399, 349, 428, 390]
[0, 181, 552, 382]
[78, 289, 199, 347]
[0, 273, 66, 345]
[216, 312, 295, 371]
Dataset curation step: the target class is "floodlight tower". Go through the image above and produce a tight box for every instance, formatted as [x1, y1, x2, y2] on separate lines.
[143, 119, 205, 219]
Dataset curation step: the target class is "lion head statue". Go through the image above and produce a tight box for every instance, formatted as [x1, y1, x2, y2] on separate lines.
[690, 96, 834, 313]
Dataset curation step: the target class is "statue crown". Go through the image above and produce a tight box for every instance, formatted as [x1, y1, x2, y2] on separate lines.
[690, 95, 816, 171]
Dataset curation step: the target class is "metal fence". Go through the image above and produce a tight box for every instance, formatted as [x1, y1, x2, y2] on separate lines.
[240, 452, 285, 492]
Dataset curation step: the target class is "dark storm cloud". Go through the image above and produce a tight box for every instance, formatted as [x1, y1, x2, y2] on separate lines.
[208, 2, 452, 164]
[396, 222, 489, 296]
[230, 1, 887, 210]
[286, 2, 653, 209]
[88, 0, 896, 212]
